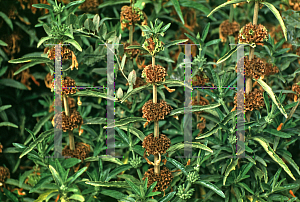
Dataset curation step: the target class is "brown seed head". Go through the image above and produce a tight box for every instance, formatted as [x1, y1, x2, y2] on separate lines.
[142, 133, 171, 156]
[143, 64, 167, 83]
[238, 23, 268, 45]
[142, 167, 173, 192]
[142, 100, 173, 122]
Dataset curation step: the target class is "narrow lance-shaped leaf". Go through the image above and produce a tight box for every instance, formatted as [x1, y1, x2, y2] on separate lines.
[260, 2, 287, 40]
[121, 84, 152, 103]
[223, 158, 239, 185]
[104, 117, 147, 129]
[195, 180, 225, 198]
[170, 0, 184, 24]
[165, 157, 188, 176]
[168, 103, 221, 116]
[167, 142, 213, 153]
[217, 46, 238, 64]
[251, 136, 296, 180]
[207, 0, 248, 17]
[256, 78, 287, 118]
[164, 39, 189, 48]
[73, 90, 117, 101]
[0, 11, 13, 30]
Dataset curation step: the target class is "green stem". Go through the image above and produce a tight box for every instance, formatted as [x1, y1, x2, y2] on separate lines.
[58, 14, 61, 26]
[229, 5, 234, 23]
[221, 100, 230, 115]
[186, 181, 192, 191]
[63, 94, 75, 150]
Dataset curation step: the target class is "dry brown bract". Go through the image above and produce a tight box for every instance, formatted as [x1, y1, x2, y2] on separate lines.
[62, 77, 78, 95]
[123, 41, 142, 59]
[0, 144, 2, 153]
[120, 6, 147, 31]
[238, 23, 268, 45]
[143, 133, 171, 156]
[236, 55, 265, 79]
[143, 64, 167, 84]
[79, 0, 100, 12]
[0, 166, 10, 188]
[234, 88, 265, 112]
[142, 100, 173, 122]
[292, 83, 300, 101]
[289, 0, 300, 11]
[192, 73, 209, 87]
[45, 72, 54, 89]
[143, 167, 173, 192]
[62, 142, 91, 172]
[265, 63, 279, 76]
[219, 20, 240, 43]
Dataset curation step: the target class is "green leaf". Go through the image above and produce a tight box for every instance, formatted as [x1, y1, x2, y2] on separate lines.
[159, 191, 176, 202]
[65, 0, 86, 9]
[85, 155, 124, 165]
[168, 103, 221, 116]
[195, 180, 225, 198]
[165, 157, 187, 176]
[83, 117, 106, 125]
[104, 117, 147, 129]
[49, 165, 63, 186]
[73, 90, 117, 101]
[125, 179, 141, 196]
[201, 22, 210, 42]
[115, 127, 130, 145]
[86, 181, 130, 188]
[256, 78, 287, 118]
[13, 62, 42, 76]
[251, 136, 295, 180]
[61, 158, 81, 168]
[223, 158, 239, 185]
[119, 126, 146, 141]
[67, 166, 88, 186]
[277, 151, 300, 176]
[0, 122, 18, 128]
[167, 142, 213, 153]
[100, 190, 127, 200]
[0, 79, 28, 90]
[98, 0, 130, 9]
[217, 46, 238, 64]
[263, 128, 291, 138]
[3, 188, 18, 202]
[184, 33, 198, 45]
[30, 176, 54, 193]
[93, 14, 100, 31]
[0, 105, 11, 113]
[64, 39, 82, 52]
[160, 23, 171, 33]
[106, 165, 132, 181]
[32, 4, 53, 10]
[20, 129, 54, 158]
[205, 39, 221, 47]
[237, 182, 254, 195]
[170, 0, 184, 24]
[0, 40, 8, 46]
[120, 84, 151, 103]
[207, 0, 248, 17]
[260, 2, 287, 41]
[69, 194, 85, 202]
[164, 39, 189, 48]
[0, 12, 13, 30]
[180, 1, 210, 15]
[9, 56, 50, 64]
[37, 36, 53, 48]
[157, 79, 192, 90]
[34, 189, 58, 202]
[0, 66, 8, 77]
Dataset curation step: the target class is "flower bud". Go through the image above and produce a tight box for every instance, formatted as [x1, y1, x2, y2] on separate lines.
[116, 87, 124, 99]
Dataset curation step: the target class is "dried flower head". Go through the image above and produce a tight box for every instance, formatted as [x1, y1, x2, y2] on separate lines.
[292, 83, 300, 95]
[234, 88, 265, 112]
[236, 55, 266, 79]
[44, 72, 54, 89]
[62, 77, 78, 95]
[124, 41, 142, 59]
[142, 100, 173, 122]
[192, 73, 209, 87]
[142, 133, 171, 156]
[120, 6, 146, 31]
[143, 167, 173, 192]
[79, 0, 100, 11]
[289, 0, 300, 11]
[46, 45, 72, 61]
[142, 64, 167, 83]
[265, 63, 279, 76]
[0, 143, 3, 153]
[0, 166, 10, 187]
[238, 23, 268, 45]
[62, 142, 91, 172]
[219, 20, 240, 43]
[197, 117, 206, 134]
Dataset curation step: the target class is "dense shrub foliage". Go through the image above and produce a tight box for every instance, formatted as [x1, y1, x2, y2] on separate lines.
[1, 0, 300, 201]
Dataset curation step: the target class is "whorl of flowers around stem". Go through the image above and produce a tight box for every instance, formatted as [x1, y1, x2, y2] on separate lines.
[292, 83, 300, 101]
[45, 46, 78, 70]
[52, 109, 83, 132]
[120, 6, 147, 31]
[62, 142, 91, 172]
[234, 88, 265, 112]
[219, 20, 240, 43]
[142, 133, 171, 156]
[0, 166, 10, 187]
[142, 99, 173, 123]
[142, 64, 167, 84]
[238, 22, 268, 46]
[142, 36, 165, 56]
[62, 77, 78, 95]
[192, 73, 209, 87]
[142, 166, 173, 192]
[289, 0, 300, 11]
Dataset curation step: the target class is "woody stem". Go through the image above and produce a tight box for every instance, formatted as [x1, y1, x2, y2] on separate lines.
[246, 1, 259, 122]
[229, 5, 234, 23]
[63, 94, 75, 150]
[152, 56, 160, 174]
[197, 90, 200, 123]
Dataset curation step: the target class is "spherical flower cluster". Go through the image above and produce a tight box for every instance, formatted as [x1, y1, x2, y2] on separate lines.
[142, 133, 171, 156]
[142, 64, 167, 83]
[142, 100, 173, 122]
[219, 20, 240, 43]
[234, 88, 265, 112]
[62, 77, 78, 95]
[192, 73, 209, 87]
[143, 166, 173, 192]
[0, 166, 10, 187]
[236, 55, 265, 79]
[120, 6, 147, 31]
[52, 110, 83, 132]
[238, 23, 268, 45]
